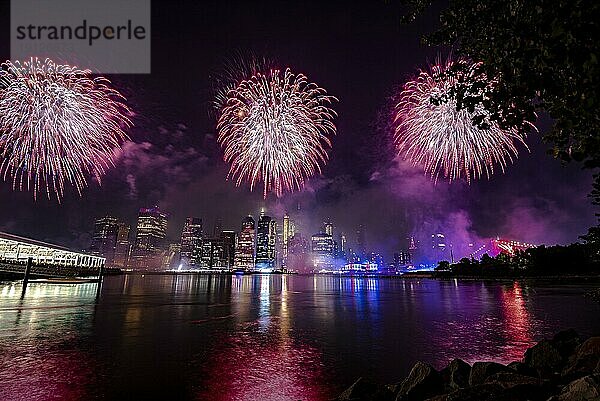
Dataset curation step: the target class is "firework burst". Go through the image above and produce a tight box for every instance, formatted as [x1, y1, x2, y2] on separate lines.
[394, 58, 532, 182]
[0, 58, 132, 200]
[212, 53, 274, 112]
[216, 67, 337, 197]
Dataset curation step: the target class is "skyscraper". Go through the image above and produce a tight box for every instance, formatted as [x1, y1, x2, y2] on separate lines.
[180, 217, 202, 267]
[408, 236, 418, 251]
[131, 206, 169, 270]
[90, 216, 119, 266]
[311, 231, 335, 271]
[339, 233, 347, 260]
[221, 230, 236, 269]
[408, 236, 419, 265]
[200, 236, 226, 270]
[234, 215, 255, 270]
[113, 222, 131, 269]
[394, 251, 412, 267]
[282, 211, 296, 267]
[255, 210, 276, 269]
[431, 233, 447, 263]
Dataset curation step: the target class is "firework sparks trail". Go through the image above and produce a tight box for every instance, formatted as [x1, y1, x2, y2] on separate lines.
[0, 58, 132, 200]
[217, 67, 337, 198]
[394, 58, 533, 182]
[212, 53, 274, 113]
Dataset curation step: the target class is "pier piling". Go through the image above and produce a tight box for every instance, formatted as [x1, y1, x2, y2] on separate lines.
[20, 257, 33, 298]
[95, 262, 105, 299]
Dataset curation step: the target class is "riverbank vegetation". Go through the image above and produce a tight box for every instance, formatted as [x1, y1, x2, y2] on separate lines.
[435, 241, 600, 277]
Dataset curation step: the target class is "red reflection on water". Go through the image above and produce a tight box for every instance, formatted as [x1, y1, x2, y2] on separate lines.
[195, 329, 331, 401]
[500, 281, 533, 361]
[0, 350, 95, 401]
[0, 350, 93, 401]
[195, 276, 333, 401]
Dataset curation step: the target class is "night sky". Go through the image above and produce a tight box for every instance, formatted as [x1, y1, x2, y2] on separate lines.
[0, 0, 595, 259]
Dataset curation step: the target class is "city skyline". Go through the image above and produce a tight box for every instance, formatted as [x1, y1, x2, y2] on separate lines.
[86, 202, 537, 272]
[0, 0, 595, 263]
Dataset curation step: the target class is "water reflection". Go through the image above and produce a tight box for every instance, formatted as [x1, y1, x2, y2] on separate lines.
[499, 282, 533, 361]
[258, 274, 271, 329]
[195, 274, 332, 401]
[0, 276, 597, 401]
[0, 282, 98, 401]
[425, 281, 541, 366]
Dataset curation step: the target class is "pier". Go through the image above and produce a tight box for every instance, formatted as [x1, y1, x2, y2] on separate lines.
[0, 231, 105, 295]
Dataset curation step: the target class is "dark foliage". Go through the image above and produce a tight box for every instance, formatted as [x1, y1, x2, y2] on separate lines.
[436, 242, 600, 276]
[401, 0, 600, 235]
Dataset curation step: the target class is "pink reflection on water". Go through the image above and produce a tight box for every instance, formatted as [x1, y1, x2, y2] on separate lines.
[425, 281, 538, 367]
[195, 328, 331, 401]
[195, 275, 333, 401]
[0, 349, 95, 401]
[499, 281, 534, 361]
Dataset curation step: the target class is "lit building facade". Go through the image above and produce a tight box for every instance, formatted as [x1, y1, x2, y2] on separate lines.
[201, 236, 228, 270]
[131, 206, 169, 270]
[113, 222, 131, 269]
[431, 233, 447, 263]
[90, 216, 119, 266]
[311, 231, 335, 271]
[342, 261, 378, 273]
[339, 233, 347, 254]
[255, 210, 276, 269]
[394, 251, 412, 267]
[180, 217, 203, 267]
[234, 215, 255, 270]
[221, 230, 236, 269]
[282, 212, 290, 263]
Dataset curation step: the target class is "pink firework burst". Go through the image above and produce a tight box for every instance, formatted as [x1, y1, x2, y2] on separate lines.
[0, 58, 132, 201]
[216, 67, 337, 198]
[394, 57, 533, 182]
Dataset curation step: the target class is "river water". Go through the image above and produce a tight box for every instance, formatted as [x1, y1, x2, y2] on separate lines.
[0, 274, 598, 401]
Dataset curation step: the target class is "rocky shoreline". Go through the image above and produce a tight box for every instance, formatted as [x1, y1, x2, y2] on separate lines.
[336, 330, 600, 401]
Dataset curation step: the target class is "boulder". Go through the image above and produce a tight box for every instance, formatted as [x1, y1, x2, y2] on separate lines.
[440, 359, 471, 390]
[444, 383, 504, 401]
[551, 329, 583, 361]
[469, 362, 511, 386]
[562, 337, 600, 380]
[522, 340, 563, 377]
[507, 361, 539, 377]
[395, 362, 444, 401]
[484, 371, 551, 400]
[555, 374, 600, 401]
[337, 377, 394, 401]
[484, 371, 540, 389]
